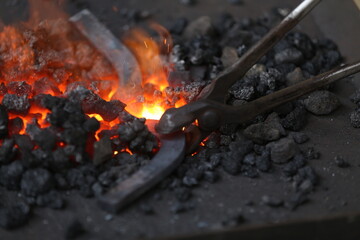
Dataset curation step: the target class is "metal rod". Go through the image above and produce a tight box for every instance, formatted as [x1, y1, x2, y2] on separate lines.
[221, 61, 360, 125]
[69, 10, 142, 90]
[200, 0, 322, 102]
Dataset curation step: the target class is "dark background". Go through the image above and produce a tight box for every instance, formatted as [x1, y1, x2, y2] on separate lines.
[0, 0, 360, 239]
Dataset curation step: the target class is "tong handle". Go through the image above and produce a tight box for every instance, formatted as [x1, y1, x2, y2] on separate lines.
[200, 0, 322, 102]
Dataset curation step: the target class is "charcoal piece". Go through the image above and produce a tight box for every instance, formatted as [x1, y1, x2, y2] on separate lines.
[33, 77, 61, 96]
[350, 89, 360, 105]
[7, 81, 32, 96]
[0, 161, 25, 190]
[334, 155, 350, 168]
[350, 110, 360, 128]
[286, 32, 315, 59]
[256, 150, 271, 172]
[0, 138, 17, 165]
[54, 173, 69, 190]
[168, 71, 191, 87]
[274, 48, 304, 65]
[21, 168, 54, 197]
[61, 128, 87, 146]
[174, 187, 192, 201]
[33, 128, 57, 151]
[182, 176, 198, 187]
[14, 135, 34, 152]
[0, 202, 31, 229]
[2, 94, 30, 115]
[267, 137, 298, 164]
[183, 16, 215, 39]
[214, 13, 235, 34]
[40, 94, 65, 110]
[261, 195, 283, 208]
[8, 117, 23, 135]
[169, 18, 188, 35]
[221, 27, 252, 48]
[289, 132, 309, 144]
[0, 105, 8, 138]
[243, 153, 256, 165]
[220, 135, 231, 146]
[91, 182, 104, 196]
[283, 153, 306, 177]
[83, 117, 100, 132]
[36, 191, 65, 209]
[118, 110, 135, 122]
[244, 122, 281, 144]
[241, 165, 259, 178]
[316, 50, 342, 71]
[222, 157, 241, 175]
[209, 153, 222, 168]
[66, 169, 86, 188]
[93, 137, 112, 166]
[65, 219, 86, 240]
[280, 106, 307, 131]
[286, 67, 305, 86]
[50, 148, 71, 170]
[303, 90, 340, 115]
[231, 85, 255, 101]
[297, 166, 318, 187]
[47, 108, 68, 127]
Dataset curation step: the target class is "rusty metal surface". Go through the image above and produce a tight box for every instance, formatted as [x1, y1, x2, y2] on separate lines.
[0, 0, 360, 240]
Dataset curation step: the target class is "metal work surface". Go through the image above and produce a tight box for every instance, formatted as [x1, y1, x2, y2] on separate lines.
[0, 0, 360, 240]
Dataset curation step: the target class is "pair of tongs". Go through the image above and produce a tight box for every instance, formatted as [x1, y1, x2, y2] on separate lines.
[156, 0, 360, 153]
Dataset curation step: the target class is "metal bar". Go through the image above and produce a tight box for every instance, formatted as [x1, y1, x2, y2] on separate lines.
[69, 9, 142, 90]
[98, 121, 186, 213]
[200, 0, 322, 102]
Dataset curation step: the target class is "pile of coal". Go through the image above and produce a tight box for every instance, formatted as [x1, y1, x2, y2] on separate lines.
[0, 86, 158, 229]
[156, 8, 343, 216]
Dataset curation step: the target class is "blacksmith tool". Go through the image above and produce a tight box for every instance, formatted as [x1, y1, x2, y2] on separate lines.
[73, 0, 360, 213]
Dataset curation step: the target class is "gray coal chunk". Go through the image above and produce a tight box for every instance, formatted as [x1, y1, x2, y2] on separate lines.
[20, 168, 54, 197]
[221, 46, 239, 68]
[350, 110, 360, 128]
[2, 94, 30, 115]
[274, 48, 304, 65]
[183, 16, 215, 39]
[243, 113, 285, 144]
[303, 90, 340, 115]
[289, 132, 309, 144]
[267, 137, 298, 164]
[93, 137, 113, 166]
[286, 67, 305, 86]
[244, 123, 281, 144]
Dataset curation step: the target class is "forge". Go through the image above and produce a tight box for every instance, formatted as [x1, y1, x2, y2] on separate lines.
[0, 0, 360, 240]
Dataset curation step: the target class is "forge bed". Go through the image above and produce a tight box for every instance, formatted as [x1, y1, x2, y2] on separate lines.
[1, 0, 360, 239]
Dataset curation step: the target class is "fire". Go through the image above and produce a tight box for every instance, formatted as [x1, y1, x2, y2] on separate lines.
[0, 0, 188, 152]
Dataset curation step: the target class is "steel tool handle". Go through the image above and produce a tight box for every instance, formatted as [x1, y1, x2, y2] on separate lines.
[200, 0, 322, 102]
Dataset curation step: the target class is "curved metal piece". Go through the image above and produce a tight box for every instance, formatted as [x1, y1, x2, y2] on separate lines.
[98, 121, 186, 213]
[70, 9, 142, 90]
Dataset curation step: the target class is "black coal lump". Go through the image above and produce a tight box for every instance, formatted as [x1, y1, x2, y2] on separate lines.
[0, 138, 17, 165]
[283, 153, 306, 177]
[0, 202, 31, 229]
[20, 168, 54, 197]
[2, 94, 30, 115]
[0, 161, 25, 190]
[0, 105, 8, 138]
[280, 105, 307, 131]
